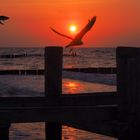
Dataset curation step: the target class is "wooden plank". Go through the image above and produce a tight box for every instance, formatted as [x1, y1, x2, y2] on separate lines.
[60, 92, 117, 106]
[0, 92, 117, 108]
[0, 106, 117, 123]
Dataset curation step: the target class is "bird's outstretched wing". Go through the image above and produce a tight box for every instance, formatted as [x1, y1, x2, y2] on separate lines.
[50, 27, 73, 40]
[74, 16, 96, 40]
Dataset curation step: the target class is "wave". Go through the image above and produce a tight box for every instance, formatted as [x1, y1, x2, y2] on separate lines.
[0, 53, 43, 59]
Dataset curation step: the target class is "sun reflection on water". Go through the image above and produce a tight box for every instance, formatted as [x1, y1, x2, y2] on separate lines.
[64, 81, 81, 94]
[63, 79, 116, 94]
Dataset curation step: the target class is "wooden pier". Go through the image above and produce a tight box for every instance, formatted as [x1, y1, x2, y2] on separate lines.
[0, 46, 139, 139]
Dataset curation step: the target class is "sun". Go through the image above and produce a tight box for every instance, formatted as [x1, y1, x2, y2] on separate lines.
[69, 25, 77, 32]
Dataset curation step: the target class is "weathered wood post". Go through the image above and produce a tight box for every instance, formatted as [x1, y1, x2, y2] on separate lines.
[116, 47, 140, 139]
[45, 46, 63, 140]
[0, 123, 10, 140]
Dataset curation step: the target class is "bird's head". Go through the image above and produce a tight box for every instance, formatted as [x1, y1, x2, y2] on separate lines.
[0, 16, 10, 25]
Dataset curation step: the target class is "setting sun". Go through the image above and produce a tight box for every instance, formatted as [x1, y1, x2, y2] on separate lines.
[69, 25, 77, 32]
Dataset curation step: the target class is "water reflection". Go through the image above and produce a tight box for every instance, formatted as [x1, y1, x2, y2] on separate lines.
[64, 81, 81, 94]
[62, 126, 117, 140]
[63, 79, 116, 94]
[63, 126, 77, 140]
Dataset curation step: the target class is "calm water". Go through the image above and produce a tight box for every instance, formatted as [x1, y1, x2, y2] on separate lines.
[0, 47, 116, 69]
[0, 47, 117, 140]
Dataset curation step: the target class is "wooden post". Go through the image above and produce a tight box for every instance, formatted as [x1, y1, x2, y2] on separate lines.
[0, 123, 11, 140]
[116, 47, 140, 139]
[45, 46, 63, 140]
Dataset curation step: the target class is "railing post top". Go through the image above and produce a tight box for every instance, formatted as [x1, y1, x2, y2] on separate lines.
[45, 46, 63, 49]
[116, 46, 140, 58]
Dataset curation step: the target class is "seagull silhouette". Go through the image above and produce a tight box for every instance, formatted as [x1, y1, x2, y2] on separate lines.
[0, 16, 9, 25]
[50, 16, 96, 53]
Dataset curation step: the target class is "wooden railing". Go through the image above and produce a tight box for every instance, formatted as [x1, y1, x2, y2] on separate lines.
[0, 46, 139, 140]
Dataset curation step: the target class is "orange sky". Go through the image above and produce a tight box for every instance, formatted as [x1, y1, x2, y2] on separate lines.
[1, 0, 140, 48]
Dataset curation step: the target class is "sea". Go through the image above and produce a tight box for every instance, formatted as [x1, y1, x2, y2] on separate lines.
[0, 47, 117, 140]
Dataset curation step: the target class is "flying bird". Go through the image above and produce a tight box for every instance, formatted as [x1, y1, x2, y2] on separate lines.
[0, 16, 9, 25]
[50, 16, 96, 53]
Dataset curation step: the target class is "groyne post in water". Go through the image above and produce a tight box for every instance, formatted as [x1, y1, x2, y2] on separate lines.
[45, 46, 63, 140]
[117, 47, 140, 139]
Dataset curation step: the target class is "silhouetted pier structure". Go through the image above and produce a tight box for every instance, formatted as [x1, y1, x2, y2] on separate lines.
[0, 46, 139, 140]
[0, 67, 116, 75]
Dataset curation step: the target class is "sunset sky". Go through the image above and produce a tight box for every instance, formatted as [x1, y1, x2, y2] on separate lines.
[1, 0, 140, 48]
